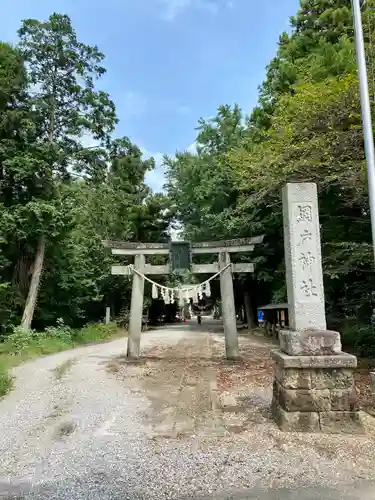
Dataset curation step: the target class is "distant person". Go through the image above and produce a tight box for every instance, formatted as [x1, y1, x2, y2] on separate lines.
[257, 310, 264, 326]
[197, 304, 203, 325]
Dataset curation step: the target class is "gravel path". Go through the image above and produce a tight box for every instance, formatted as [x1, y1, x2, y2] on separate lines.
[0, 321, 374, 499]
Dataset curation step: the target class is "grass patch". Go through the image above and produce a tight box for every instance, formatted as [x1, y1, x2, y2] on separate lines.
[0, 322, 126, 397]
[73, 322, 124, 344]
[53, 358, 75, 380]
[0, 360, 13, 397]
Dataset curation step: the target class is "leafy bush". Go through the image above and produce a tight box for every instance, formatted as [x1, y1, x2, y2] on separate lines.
[32, 336, 72, 355]
[0, 361, 12, 396]
[0, 320, 122, 399]
[116, 307, 130, 329]
[44, 318, 73, 342]
[340, 325, 358, 351]
[0, 320, 120, 360]
[3, 326, 31, 355]
[73, 322, 118, 344]
[341, 324, 375, 358]
[355, 326, 375, 359]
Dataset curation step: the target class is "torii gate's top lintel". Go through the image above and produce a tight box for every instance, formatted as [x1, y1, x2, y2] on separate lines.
[102, 236, 265, 256]
[195, 236, 264, 248]
[103, 241, 169, 250]
[105, 235, 264, 361]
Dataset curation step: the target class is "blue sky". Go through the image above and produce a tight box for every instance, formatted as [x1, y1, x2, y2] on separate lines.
[0, 0, 300, 191]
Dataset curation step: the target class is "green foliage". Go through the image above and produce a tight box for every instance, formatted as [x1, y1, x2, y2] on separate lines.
[2, 322, 74, 356]
[165, 104, 244, 242]
[3, 326, 31, 355]
[13, 13, 121, 330]
[165, 0, 375, 335]
[0, 362, 13, 397]
[44, 318, 73, 342]
[73, 322, 118, 343]
[0, 42, 25, 99]
[342, 324, 375, 358]
[2, 1, 375, 358]
[228, 72, 373, 313]
[18, 13, 117, 151]
[27, 335, 72, 356]
[0, 320, 122, 397]
[0, 13, 170, 330]
[356, 326, 375, 358]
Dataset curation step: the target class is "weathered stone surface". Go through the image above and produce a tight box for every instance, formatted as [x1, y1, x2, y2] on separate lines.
[370, 371, 375, 394]
[330, 388, 358, 411]
[272, 360, 362, 432]
[274, 364, 355, 392]
[319, 411, 364, 434]
[279, 329, 342, 356]
[219, 251, 239, 360]
[274, 364, 311, 390]
[272, 183, 362, 434]
[272, 349, 357, 369]
[127, 254, 145, 358]
[274, 380, 331, 412]
[310, 369, 354, 390]
[282, 183, 326, 331]
[272, 399, 320, 432]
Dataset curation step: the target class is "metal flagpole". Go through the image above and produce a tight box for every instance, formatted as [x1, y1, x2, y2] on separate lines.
[352, 0, 375, 265]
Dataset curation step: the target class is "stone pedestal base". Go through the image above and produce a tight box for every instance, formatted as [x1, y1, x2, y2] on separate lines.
[272, 349, 364, 434]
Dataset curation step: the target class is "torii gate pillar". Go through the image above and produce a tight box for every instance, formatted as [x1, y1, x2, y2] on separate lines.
[104, 236, 264, 360]
[127, 254, 145, 358]
[219, 252, 239, 359]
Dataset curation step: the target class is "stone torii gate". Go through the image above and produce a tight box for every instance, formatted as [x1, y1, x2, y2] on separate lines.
[103, 237, 264, 360]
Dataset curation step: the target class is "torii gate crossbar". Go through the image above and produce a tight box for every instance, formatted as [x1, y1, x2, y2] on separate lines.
[103, 236, 264, 360]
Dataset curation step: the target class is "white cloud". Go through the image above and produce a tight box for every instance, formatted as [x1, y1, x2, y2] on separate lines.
[186, 142, 197, 154]
[142, 149, 166, 193]
[159, 0, 220, 21]
[80, 133, 100, 149]
[177, 104, 191, 115]
[76, 135, 196, 193]
[160, 0, 192, 21]
[145, 167, 166, 193]
[142, 141, 196, 192]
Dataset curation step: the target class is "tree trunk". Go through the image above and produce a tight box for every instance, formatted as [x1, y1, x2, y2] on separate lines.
[21, 235, 45, 331]
[20, 75, 56, 332]
[13, 251, 32, 297]
[244, 290, 256, 329]
[237, 305, 244, 322]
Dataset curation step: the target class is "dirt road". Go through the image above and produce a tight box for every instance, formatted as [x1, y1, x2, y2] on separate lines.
[0, 320, 374, 499]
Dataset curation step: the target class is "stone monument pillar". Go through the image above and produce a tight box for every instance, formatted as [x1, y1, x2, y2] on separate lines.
[272, 183, 363, 433]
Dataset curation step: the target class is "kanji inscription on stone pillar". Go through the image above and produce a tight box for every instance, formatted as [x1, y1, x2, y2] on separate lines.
[282, 183, 326, 331]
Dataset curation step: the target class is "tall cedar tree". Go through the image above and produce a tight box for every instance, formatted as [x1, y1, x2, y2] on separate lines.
[17, 13, 117, 329]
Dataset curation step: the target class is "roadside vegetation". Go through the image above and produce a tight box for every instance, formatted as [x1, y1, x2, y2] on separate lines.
[0, 321, 122, 396]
